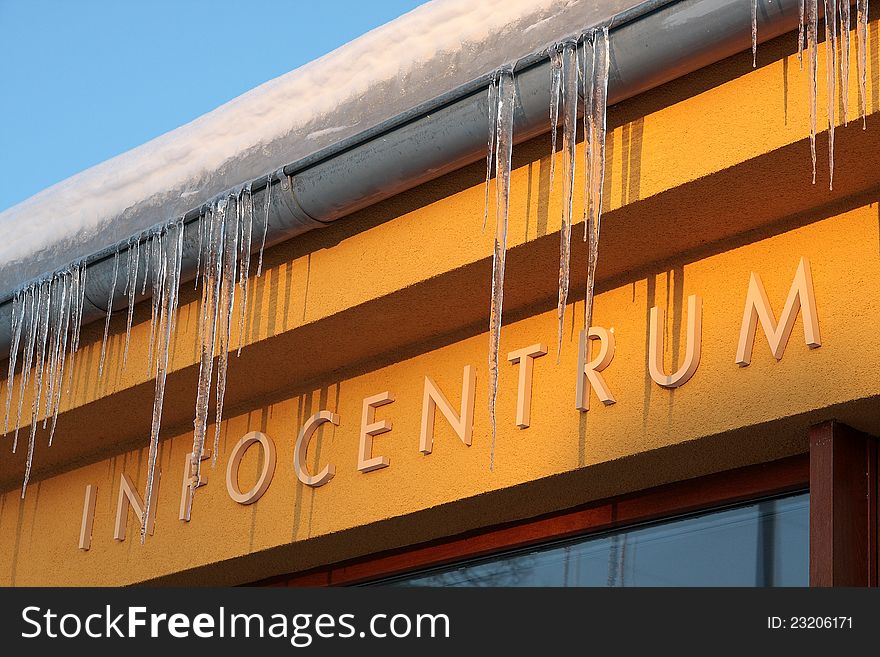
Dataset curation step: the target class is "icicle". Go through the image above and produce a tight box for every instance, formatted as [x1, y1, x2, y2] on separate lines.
[548, 45, 563, 200]
[555, 41, 579, 361]
[483, 75, 498, 233]
[191, 201, 226, 489]
[237, 186, 254, 355]
[195, 209, 205, 290]
[487, 67, 515, 471]
[29, 280, 51, 430]
[141, 236, 151, 296]
[4, 291, 23, 436]
[65, 262, 87, 396]
[807, 0, 819, 184]
[582, 36, 592, 243]
[141, 221, 184, 543]
[48, 272, 72, 446]
[824, 0, 838, 190]
[798, 0, 805, 69]
[857, 0, 868, 129]
[98, 251, 120, 378]
[40, 281, 57, 430]
[147, 233, 164, 377]
[42, 276, 64, 428]
[212, 195, 240, 465]
[585, 26, 610, 333]
[14, 286, 39, 451]
[751, 0, 758, 68]
[257, 178, 272, 277]
[123, 238, 140, 367]
[42, 276, 61, 430]
[22, 280, 52, 497]
[840, 0, 850, 127]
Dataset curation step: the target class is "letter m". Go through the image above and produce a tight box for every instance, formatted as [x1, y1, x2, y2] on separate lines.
[735, 257, 821, 366]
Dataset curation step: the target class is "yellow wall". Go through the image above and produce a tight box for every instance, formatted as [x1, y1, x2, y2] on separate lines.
[4, 21, 880, 585]
[2, 204, 880, 585]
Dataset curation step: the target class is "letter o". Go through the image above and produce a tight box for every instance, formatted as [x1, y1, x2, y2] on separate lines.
[390, 614, 411, 638]
[226, 431, 277, 504]
[60, 614, 82, 638]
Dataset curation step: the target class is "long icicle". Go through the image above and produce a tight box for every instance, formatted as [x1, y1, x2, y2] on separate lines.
[191, 201, 226, 491]
[752, 0, 758, 67]
[582, 35, 593, 243]
[548, 45, 563, 201]
[30, 280, 52, 424]
[488, 67, 515, 471]
[237, 186, 254, 355]
[141, 236, 151, 296]
[807, 0, 819, 184]
[585, 26, 610, 333]
[43, 275, 64, 429]
[257, 178, 272, 277]
[40, 280, 58, 430]
[141, 221, 184, 543]
[4, 291, 23, 436]
[857, 0, 868, 129]
[798, 0, 805, 69]
[840, 0, 851, 127]
[483, 74, 498, 232]
[195, 209, 205, 290]
[212, 195, 239, 465]
[23, 280, 52, 497]
[14, 285, 39, 451]
[15, 285, 35, 454]
[65, 262, 87, 397]
[123, 238, 140, 367]
[556, 41, 579, 360]
[48, 271, 72, 446]
[824, 0, 838, 190]
[98, 251, 119, 378]
[147, 234, 164, 377]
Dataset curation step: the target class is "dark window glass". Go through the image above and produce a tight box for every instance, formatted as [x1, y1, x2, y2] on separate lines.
[376, 493, 808, 587]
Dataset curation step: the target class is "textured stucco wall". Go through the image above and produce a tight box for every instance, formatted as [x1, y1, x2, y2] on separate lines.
[2, 204, 879, 585]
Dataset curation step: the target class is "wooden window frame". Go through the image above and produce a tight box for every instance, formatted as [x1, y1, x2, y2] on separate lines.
[809, 420, 879, 586]
[258, 454, 809, 587]
[257, 421, 879, 587]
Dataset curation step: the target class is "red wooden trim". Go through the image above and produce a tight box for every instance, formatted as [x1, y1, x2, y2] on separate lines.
[870, 438, 879, 587]
[809, 421, 879, 587]
[256, 454, 808, 587]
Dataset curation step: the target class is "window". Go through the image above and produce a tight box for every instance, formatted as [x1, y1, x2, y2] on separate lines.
[375, 494, 809, 587]
[256, 424, 876, 588]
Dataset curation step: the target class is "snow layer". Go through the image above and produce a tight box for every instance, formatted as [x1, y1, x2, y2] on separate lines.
[0, 0, 638, 294]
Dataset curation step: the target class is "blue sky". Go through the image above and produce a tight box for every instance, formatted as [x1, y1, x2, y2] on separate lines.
[0, 0, 428, 213]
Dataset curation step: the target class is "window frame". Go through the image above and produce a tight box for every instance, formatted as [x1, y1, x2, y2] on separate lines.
[258, 453, 809, 587]
[257, 420, 880, 587]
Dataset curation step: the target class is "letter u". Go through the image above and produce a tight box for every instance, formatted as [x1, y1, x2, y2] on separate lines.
[648, 294, 702, 388]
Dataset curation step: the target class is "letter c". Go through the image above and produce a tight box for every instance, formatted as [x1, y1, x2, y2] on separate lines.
[294, 411, 338, 487]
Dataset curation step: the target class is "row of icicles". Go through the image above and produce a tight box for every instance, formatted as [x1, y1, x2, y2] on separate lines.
[2, 179, 273, 543]
[483, 0, 872, 468]
[484, 27, 610, 470]
[0, 1, 874, 533]
[788, 0, 869, 189]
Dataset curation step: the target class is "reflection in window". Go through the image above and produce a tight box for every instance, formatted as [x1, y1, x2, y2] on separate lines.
[377, 493, 808, 587]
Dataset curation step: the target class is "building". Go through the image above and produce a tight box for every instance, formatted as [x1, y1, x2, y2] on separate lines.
[0, 0, 877, 587]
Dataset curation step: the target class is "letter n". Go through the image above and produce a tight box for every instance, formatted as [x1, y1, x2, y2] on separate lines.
[114, 472, 158, 541]
[419, 366, 476, 454]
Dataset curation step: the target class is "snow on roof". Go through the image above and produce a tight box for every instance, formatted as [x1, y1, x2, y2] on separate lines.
[0, 0, 637, 294]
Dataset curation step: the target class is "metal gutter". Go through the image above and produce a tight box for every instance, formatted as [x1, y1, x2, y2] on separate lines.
[0, 0, 801, 355]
